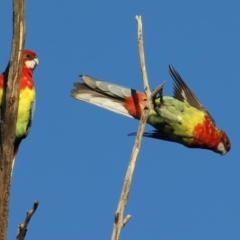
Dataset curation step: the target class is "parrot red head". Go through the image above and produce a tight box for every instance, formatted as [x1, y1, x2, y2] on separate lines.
[216, 130, 231, 155]
[22, 50, 39, 70]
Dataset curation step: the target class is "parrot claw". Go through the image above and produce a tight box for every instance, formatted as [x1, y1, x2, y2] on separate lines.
[151, 81, 165, 115]
[151, 81, 165, 101]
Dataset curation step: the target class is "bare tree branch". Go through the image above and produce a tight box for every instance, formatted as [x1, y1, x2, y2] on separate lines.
[135, 16, 152, 99]
[122, 215, 131, 227]
[0, 0, 26, 239]
[111, 15, 153, 240]
[16, 201, 39, 240]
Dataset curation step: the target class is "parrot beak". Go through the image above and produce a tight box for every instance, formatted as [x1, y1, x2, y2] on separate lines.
[33, 58, 39, 67]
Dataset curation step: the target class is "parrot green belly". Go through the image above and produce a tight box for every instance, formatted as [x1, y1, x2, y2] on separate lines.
[147, 97, 206, 144]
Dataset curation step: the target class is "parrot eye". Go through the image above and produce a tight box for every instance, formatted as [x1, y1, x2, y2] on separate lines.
[26, 54, 31, 58]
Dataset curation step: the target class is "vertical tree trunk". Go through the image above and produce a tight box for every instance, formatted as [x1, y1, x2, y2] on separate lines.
[0, 1, 26, 239]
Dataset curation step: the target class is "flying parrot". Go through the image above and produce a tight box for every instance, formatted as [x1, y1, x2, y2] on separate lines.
[0, 49, 39, 172]
[71, 65, 231, 155]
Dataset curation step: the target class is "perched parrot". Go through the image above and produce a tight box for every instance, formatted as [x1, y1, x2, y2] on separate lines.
[0, 49, 39, 172]
[71, 65, 231, 155]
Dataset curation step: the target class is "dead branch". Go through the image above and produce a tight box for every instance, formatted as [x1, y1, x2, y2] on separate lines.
[16, 201, 39, 240]
[111, 16, 164, 240]
[0, 0, 26, 239]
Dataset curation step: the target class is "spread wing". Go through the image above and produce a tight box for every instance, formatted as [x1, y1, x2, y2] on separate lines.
[169, 64, 215, 125]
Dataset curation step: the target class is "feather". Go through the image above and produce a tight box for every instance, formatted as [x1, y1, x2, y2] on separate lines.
[169, 64, 216, 125]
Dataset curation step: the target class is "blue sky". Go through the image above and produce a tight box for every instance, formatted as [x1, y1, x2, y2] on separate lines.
[1, 0, 240, 239]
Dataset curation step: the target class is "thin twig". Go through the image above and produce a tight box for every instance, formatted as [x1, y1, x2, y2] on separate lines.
[111, 15, 152, 240]
[0, 1, 26, 239]
[122, 215, 131, 227]
[135, 16, 152, 99]
[16, 201, 39, 240]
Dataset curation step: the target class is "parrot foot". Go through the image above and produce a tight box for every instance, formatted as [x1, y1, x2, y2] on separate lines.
[151, 81, 165, 103]
[151, 81, 165, 115]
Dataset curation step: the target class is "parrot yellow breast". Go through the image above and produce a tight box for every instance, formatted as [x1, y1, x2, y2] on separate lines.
[0, 75, 36, 139]
[17, 85, 36, 138]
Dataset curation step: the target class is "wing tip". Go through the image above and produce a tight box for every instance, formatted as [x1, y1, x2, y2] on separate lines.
[127, 132, 136, 137]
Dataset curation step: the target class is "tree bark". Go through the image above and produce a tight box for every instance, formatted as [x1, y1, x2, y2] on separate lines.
[0, 1, 26, 239]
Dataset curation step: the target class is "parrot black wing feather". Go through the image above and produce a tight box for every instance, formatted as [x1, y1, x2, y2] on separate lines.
[169, 64, 216, 125]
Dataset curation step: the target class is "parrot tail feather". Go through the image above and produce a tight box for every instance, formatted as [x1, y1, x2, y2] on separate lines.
[11, 157, 16, 177]
[11, 139, 22, 177]
[71, 82, 134, 118]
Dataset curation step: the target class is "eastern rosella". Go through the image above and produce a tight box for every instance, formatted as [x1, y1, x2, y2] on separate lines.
[71, 65, 231, 155]
[0, 49, 38, 171]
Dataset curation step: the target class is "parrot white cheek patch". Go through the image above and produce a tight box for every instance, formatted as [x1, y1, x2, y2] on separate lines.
[25, 58, 39, 69]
